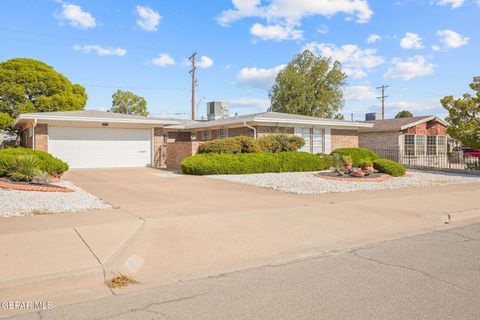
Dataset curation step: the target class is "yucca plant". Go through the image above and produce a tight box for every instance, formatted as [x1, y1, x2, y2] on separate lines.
[8, 154, 42, 182]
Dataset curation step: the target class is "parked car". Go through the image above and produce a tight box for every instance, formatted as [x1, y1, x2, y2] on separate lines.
[462, 147, 480, 158]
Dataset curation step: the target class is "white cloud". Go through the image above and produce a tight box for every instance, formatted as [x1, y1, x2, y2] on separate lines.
[58, 4, 96, 29]
[236, 65, 286, 89]
[388, 98, 442, 112]
[434, 0, 465, 8]
[437, 29, 469, 49]
[230, 98, 270, 111]
[344, 85, 377, 100]
[250, 22, 303, 41]
[73, 44, 126, 56]
[303, 42, 384, 79]
[197, 56, 214, 69]
[432, 45, 441, 51]
[218, 0, 373, 25]
[151, 53, 175, 66]
[367, 34, 381, 44]
[136, 5, 161, 32]
[400, 32, 424, 49]
[384, 55, 435, 80]
[317, 25, 329, 34]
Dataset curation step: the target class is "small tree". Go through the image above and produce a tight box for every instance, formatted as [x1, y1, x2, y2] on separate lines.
[395, 110, 413, 118]
[0, 112, 13, 131]
[0, 58, 87, 117]
[111, 90, 148, 116]
[269, 50, 346, 119]
[441, 76, 480, 149]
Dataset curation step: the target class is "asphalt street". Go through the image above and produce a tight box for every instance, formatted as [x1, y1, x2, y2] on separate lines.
[7, 222, 480, 320]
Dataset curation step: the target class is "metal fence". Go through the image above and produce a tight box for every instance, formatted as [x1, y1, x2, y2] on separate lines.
[370, 148, 480, 173]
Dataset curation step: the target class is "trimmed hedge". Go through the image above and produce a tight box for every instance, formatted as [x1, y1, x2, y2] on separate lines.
[331, 148, 380, 167]
[181, 152, 332, 175]
[0, 148, 69, 177]
[373, 159, 406, 177]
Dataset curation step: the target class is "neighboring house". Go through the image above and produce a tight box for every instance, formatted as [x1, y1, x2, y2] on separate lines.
[358, 115, 454, 156]
[13, 109, 373, 169]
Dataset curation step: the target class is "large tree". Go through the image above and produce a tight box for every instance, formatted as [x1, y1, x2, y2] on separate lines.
[0, 58, 87, 117]
[111, 90, 148, 116]
[269, 50, 346, 118]
[395, 110, 413, 118]
[441, 76, 480, 149]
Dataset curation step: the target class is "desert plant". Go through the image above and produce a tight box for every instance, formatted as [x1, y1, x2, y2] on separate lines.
[373, 159, 406, 177]
[181, 152, 331, 175]
[331, 148, 380, 167]
[341, 155, 353, 164]
[359, 158, 373, 165]
[8, 154, 42, 181]
[331, 153, 343, 173]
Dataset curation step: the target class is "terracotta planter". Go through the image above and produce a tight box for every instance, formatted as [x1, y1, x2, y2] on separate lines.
[343, 163, 353, 170]
[351, 170, 365, 177]
[361, 164, 374, 173]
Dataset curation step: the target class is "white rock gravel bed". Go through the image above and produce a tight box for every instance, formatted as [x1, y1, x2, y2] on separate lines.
[208, 171, 480, 195]
[0, 181, 111, 217]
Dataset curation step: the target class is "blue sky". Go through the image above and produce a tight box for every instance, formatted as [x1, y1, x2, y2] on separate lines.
[1, 0, 478, 120]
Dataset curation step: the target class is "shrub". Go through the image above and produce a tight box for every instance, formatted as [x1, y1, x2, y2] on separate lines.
[373, 159, 406, 177]
[181, 152, 331, 175]
[257, 134, 305, 153]
[8, 154, 42, 181]
[231, 136, 261, 153]
[0, 148, 68, 177]
[331, 148, 380, 167]
[198, 137, 243, 154]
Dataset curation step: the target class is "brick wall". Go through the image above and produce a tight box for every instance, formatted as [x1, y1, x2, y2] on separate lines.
[359, 131, 401, 150]
[34, 124, 48, 151]
[404, 120, 447, 135]
[166, 141, 203, 169]
[228, 127, 254, 137]
[331, 129, 359, 150]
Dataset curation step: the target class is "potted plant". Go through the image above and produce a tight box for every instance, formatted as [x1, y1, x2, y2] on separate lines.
[332, 153, 343, 175]
[342, 155, 353, 170]
[351, 169, 365, 177]
[360, 159, 374, 173]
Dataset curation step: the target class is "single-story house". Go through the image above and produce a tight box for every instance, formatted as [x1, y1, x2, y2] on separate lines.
[358, 115, 455, 157]
[13, 110, 373, 169]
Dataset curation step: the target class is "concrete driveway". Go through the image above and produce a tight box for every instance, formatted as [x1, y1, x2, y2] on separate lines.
[2, 168, 480, 317]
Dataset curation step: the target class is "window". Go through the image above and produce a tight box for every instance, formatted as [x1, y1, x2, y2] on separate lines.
[217, 128, 228, 139]
[427, 136, 437, 155]
[438, 136, 447, 154]
[415, 135, 426, 156]
[295, 127, 311, 153]
[202, 130, 212, 140]
[404, 135, 415, 156]
[312, 129, 325, 154]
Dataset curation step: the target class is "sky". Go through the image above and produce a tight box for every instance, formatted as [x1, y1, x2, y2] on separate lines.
[1, 0, 479, 120]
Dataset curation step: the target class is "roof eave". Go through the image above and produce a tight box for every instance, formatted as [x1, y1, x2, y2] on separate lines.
[13, 114, 180, 128]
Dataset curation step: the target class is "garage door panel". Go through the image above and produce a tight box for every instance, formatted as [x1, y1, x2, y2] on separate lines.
[48, 127, 152, 169]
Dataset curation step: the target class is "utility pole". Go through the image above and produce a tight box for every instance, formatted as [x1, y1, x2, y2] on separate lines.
[376, 85, 389, 120]
[189, 52, 197, 120]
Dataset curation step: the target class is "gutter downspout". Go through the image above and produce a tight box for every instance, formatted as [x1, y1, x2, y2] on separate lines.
[243, 122, 257, 139]
[32, 119, 37, 150]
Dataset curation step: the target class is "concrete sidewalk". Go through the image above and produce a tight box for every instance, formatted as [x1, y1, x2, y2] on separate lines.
[1, 168, 480, 317]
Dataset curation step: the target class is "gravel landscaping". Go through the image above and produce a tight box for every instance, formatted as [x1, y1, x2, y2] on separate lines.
[208, 170, 480, 195]
[0, 180, 111, 217]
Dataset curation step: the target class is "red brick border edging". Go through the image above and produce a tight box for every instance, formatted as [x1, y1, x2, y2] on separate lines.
[0, 180, 74, 192]
[316, 173, 390, 182]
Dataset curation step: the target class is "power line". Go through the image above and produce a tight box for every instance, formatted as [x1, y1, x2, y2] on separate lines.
[376, 85, 389, 120]
[84, 84, 188, 91]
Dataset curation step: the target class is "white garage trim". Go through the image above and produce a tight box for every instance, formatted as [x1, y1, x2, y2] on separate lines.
[48, 126, 152, 169]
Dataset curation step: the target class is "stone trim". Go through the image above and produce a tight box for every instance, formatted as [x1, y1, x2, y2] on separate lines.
[0, 180, 74, 192]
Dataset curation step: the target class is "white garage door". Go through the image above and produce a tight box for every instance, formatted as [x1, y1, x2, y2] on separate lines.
[48, 127, 152, 169]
